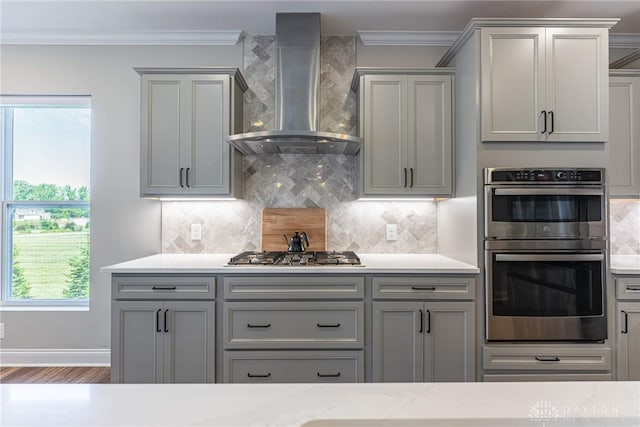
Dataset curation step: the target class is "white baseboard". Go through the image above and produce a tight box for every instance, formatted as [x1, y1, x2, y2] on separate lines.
[0, 349, 110, 367]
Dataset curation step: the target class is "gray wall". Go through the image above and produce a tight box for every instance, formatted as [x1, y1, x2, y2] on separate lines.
[0, 44, 241, 357]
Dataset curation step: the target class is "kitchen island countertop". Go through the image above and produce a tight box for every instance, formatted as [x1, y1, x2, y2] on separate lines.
[1, 381, 638, 426]
[101, 253, 480, 274]
[611, 255, 640, 275]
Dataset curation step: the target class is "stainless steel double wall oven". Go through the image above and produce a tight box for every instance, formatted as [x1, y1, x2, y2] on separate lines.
[484, 168, 607, 341]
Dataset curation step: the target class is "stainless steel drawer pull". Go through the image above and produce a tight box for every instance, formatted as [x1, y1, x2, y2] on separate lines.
[247, 323, 271, 328]
[411, 286, 436, 291]
[247, 373, 271, 378]
[317, 372, 341, 378]
[317, 323, 340, 328]
[152, 286, 177, 290]
[535, 356, 560, 362]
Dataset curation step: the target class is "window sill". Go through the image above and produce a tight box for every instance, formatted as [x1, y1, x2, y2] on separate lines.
[0, 305, 89, 312]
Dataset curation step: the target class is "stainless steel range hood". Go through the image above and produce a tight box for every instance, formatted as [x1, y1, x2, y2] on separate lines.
[228, 13, 362, 156]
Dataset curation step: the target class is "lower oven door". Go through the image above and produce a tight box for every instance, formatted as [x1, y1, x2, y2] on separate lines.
[486, 250, 606, 341]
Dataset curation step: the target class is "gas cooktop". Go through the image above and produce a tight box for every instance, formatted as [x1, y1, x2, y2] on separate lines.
[227, 251, 362, 266]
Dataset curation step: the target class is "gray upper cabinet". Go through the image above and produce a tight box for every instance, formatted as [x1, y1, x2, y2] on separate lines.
[137, 68, 247, 198]
[480, 27, 609, 142]
[609, 71, 640, 197]
[353, 69, 454, 197]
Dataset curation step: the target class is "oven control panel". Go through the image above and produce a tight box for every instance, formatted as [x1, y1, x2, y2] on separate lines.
[485, 168, 604, 184]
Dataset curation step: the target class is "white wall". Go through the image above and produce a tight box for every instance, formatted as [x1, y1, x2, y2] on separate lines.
[356, 41, 448, 68]
[0, 44, 242, 362]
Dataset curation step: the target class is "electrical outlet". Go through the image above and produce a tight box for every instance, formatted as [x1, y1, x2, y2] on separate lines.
[385, 224, 398, 241]
[191, 223, 202, 241]
[0, 323, 5, 339]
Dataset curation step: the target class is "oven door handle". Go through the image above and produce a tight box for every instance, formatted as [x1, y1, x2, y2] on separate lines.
[495, 254, 604, 262]
[493, 188, 603, 196]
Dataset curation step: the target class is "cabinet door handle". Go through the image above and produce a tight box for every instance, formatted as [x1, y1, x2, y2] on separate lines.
[247, 372, 271, 378]
[622, 310, 628, 334]
[317, 372, 341, 378]
[535, 356, 560, 362]
[185, 167, 191, 188]
[419, 309, 423, 334]
[411, 286, 436, 291]
[403, 168, 408, 188]
[410, 168, 414, 188]
[179, 168, 185, 188]
[317, 323, 340, 328]
[426, 309, 431, 334]
[548, 111, 554, 134]
[164, 309, 169, 333]
[152, 286, 176, 291]
[541, 111, 547, 134]
[156, 309, 162, 333]
[247, 323, 271, 328]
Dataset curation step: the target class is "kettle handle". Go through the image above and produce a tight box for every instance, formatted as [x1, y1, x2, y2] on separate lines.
[300, 231, 310, 247]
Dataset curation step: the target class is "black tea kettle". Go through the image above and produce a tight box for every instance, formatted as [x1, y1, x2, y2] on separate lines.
[283, 231, 309, 252]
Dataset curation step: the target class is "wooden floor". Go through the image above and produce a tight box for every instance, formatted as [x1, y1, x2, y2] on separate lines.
[0, 367, 110, 384]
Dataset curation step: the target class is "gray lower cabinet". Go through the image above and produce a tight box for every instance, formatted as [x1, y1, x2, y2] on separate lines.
[482, 346, 613, 381]
[224, 351, 363, 383]
[110, 275, 216, 384]
[616, 276, 640, 380]
[372, 301, 475, 382]
[222, 276, 365, 383]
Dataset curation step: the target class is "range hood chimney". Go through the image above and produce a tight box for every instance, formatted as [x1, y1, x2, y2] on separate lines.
[228, 13, 362, 155]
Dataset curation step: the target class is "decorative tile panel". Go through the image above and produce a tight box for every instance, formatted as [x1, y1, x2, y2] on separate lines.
[610, 200, 640, 255]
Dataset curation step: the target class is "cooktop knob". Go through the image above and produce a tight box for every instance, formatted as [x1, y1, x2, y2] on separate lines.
[556, 171, 567, 180]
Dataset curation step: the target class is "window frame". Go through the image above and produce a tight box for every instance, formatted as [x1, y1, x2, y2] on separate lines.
[1, 97, 91, 308]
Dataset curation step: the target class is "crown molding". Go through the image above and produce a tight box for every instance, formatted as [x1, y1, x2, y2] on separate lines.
[610, 49, 640, 69]
[609, 33, 640, 49]
[0, 30, 242, 45]
[357, 31, 459, 46]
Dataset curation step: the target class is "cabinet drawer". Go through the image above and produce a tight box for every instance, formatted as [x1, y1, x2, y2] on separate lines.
[224, 351, 363, 383]
[223, 302, 364, 349]
[483, 346, 612, 371]
[112, 275, 215, 300]
[223, 276, 364, 300]
[372, 276, 475, 300]
[616, 277, 640, 301]
[483, 373, 613, 382]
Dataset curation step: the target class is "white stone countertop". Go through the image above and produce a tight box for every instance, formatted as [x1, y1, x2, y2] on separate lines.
[101, 253, 480, 274]
[611, 255, 640, 275]
[1, 382, 638, 426]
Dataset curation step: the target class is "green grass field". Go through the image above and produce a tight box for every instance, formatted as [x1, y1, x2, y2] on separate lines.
[13, 232, 89, 299]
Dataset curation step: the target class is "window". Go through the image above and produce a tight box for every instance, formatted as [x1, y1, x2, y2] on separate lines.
[1, 96, 91, 306]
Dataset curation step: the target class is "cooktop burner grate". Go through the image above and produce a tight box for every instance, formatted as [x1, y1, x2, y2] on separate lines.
[227, 251, 361, 266]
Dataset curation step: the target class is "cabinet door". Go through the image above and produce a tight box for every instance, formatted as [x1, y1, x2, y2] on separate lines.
[617, 302, 640, 381]
[164, 301, 215, 383]
[424, 302, 475, 382]
[372, 302, 423, 382]
[480, 27, 546, 142]
[140, 76, 183, 195]
[544, 28, 608, 142]
[407, 75, 452, 195]
[609, 76, 640, 197]
[363, 75, 407, 194]
[186, 76, 231, 194]
[111, 301, 163, 384]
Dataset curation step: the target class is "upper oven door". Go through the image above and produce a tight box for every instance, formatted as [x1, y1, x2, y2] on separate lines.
[485, 186, 606, 240]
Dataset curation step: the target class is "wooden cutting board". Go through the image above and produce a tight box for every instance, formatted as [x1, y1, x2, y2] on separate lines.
[262, 208, 327, 252]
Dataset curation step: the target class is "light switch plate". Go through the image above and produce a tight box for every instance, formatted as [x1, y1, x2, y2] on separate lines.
[0, 323, 4, 339]
[386, 224, 397, 241]
[191, 223, 202, 241]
